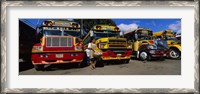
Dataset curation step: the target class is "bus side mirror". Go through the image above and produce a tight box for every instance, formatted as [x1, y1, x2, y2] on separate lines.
[133, 34, 138, 41]
[134, 34, 138, 40]
[90, 30, 94, 37]
[35, 31, 43, 43]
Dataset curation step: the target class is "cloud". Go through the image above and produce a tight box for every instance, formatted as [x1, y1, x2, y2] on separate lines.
[168, 21, 181, 34]
[117, 23, 139, 35]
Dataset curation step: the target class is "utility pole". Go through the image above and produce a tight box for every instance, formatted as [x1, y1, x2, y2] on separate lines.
[81, 19, 83, 38]
[36, 19, 40, 33]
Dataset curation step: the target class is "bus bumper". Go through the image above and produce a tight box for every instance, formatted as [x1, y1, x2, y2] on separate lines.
[32, 52, 84, 65]
[101, 56, 131, 60]
[101, 50, 132, 61]
[149, 49, 164, 59]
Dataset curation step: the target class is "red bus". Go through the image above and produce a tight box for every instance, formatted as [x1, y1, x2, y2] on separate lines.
[31, 20, 84, 70]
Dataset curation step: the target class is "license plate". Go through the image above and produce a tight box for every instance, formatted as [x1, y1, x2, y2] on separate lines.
[163, 54, 166, 56]
[56, 54, 63, 58]
[117, 54, 122, 56]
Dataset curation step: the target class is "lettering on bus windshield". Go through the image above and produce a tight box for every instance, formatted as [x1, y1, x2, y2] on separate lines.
[137, 30, 149, 36]
[141, 30, 148, 34]
[94, 30, 119, 38]
[135, 30, 152, 40]
[44, 30, 80, 37]
[54, 21, 71, 26]
[43, 25, 80, 37]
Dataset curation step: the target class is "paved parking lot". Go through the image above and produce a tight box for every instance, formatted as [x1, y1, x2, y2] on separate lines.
[19, 59, 181, 75]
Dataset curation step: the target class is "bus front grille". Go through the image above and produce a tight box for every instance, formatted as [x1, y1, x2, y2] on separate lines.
[108, 39, 127, 48]
[109, 44, 126, 48]
[46, 37, 72, 47]
[109, 39, 126, 43]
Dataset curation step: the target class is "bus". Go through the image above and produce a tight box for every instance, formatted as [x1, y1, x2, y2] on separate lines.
[83, 25, 132, 64]
[124, 28, 166, 61]
[176, 33, 181, 43]
[153, 30, 181, 59]
[31, 20, 84, 70]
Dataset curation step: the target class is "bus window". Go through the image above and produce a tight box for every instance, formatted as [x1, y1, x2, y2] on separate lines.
[156, 36, 162, 39]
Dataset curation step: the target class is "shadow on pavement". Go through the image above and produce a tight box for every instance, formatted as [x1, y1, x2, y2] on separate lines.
[44, 63, 82, 71]
[19, 60, 129, 72]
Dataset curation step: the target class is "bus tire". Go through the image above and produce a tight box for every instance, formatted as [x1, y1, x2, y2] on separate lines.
[160, 57, 165, 61]
[169, 48, 181, 59]
[77, 62, 82, 68]
[78, 60, 87, 68]
[78, 54, 89, 68]
[97, 61, 104, 67]
[139, 51, 150, 61]
[34, 65, 44, 71]
[123, 59, 130, 64]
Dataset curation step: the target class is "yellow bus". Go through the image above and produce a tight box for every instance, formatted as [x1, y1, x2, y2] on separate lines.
[124, 28, 166, 61]
[153, 30, 181, 59]
[83, 25, 132, 64]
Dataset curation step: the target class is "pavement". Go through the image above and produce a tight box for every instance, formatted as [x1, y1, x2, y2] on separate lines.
[19, 59, 181, 75]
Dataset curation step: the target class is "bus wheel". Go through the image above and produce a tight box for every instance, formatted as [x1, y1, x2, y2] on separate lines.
[169, 49, 180, 59]
[160, 57, 165, 61]
[34, 65, 44, 71]
[97, 60, 104, 67]
[77, 61, 86, 68]
[123, 59, 130, 64]
[139, 51, 150, 61]
[77, 62, 81, 68]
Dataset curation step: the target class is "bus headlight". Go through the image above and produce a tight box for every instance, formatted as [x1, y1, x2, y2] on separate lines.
[33, 46, 42, 51]
[148, 45, 157, 49]
[149, 50, 156, 54]
[75, 46, 83, 51]
[99, 44, 106, 48]
[127, 45, 132, 48]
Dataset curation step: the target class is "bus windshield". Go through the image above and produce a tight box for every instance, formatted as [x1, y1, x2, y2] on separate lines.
[94, 30, 119, 38]
[63, 31, 80, 37]
[166, 37, 180, 44]
[166, 37, 177, 41]
[155, 40, 168, 49]
[44, 30, 80, 37]
[136, 30, 152, 40]
[44, 30, 62, 36]
[138, 35, 152, 40]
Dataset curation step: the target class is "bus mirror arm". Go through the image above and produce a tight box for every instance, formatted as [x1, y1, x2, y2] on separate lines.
[78, 38, 83, 43]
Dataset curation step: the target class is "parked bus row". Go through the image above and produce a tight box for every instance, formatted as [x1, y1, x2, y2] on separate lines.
[23, 20, 181, 70]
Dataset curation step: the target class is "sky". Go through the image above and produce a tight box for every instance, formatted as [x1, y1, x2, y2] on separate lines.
[21, 19, 181, 35]
[113, 19, 181, 35]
